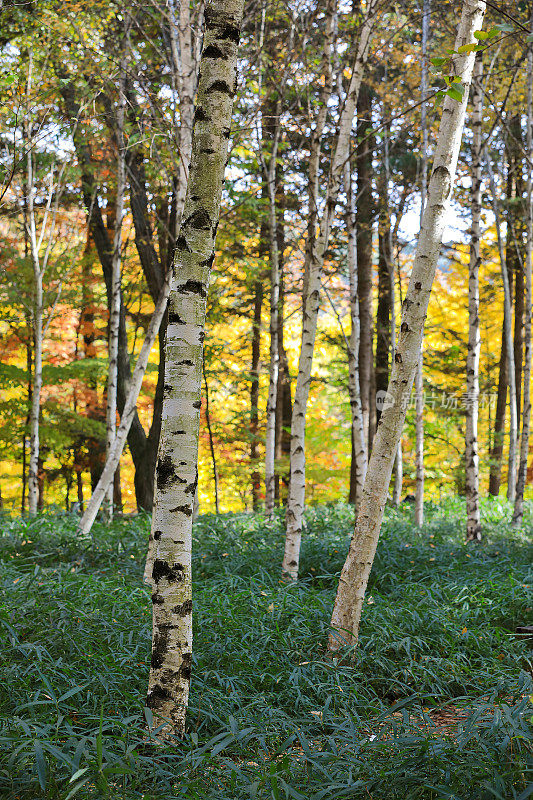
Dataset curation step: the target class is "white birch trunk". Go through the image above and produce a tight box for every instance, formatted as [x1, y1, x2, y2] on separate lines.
[264, 157, 280, 517]
[465, 54, 483, 541]
[345, 162, 367, 510]
[414, 0, 430, 528]
[328, 0, 487, 650]
[104, 26, 128, 521]
[485, 155, 518, 502]
[282, 0, 378, 580]
[513, 23, 533, 525]
[145, 0, 243, 737]
[79, 277, 172, 537]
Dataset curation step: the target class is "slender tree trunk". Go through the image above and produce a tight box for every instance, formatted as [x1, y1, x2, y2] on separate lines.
[356, 82, 374, 447]
[375, 156, 392, 424]
[282, 0, 378, 580]
[486, 155, 518, 502]
[145, 0, 244, 737]
[203, 361, 220, 514]
[489, 321, 508, 495]
[79, 278, 172, 536]
[507, 115, 525, 433]
[250, 278, 262, 510]
[328, 0, 487, 651]
[415, 0, 430, 529]
[104, 23, 128, 520]
[21, 338, 32, 514]
[465, 53, 483, 541]
[513, 24, 533, 525]
[264, 125, 282, 517]
[346, 162, 367, 508]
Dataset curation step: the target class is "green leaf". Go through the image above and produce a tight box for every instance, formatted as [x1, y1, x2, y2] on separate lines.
[473, 30, 489, 40]
[446, 87, 463, 102]
[34, 741, 47, 791]
[430, 57, 448, 67]
[69, 767, 90, 784]
[457, 43, 477, 54]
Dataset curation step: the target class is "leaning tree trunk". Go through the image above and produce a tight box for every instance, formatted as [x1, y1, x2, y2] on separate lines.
[465, 53, 483, 542]
[486, 155, 518, 502]
[145, 0, 244, 737]
[328, 0, 487, 651]
[415, 0, 431, 529]
[79, 278, 172, 537]
[513, 24, 533, 526]
[282, 0, 379, 580]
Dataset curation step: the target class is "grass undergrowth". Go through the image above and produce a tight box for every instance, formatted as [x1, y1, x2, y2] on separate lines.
[0, 498, 532, 799]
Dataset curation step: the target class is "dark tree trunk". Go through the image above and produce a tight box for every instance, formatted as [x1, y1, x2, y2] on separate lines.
[250, 277, 263, 510]
[489, 302, 509, 496]
[507, 115, 524, 431]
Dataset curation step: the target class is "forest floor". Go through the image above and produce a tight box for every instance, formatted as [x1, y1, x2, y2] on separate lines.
[0, 499, 532, 799]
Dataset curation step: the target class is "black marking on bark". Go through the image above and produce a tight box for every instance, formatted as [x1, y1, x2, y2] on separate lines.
[193, 400, 201, 409]
[152, 559, 185, 583]
[153, 529, 162, 541]
[185, 477, 197, 495]
[199, 253, 215, 269]
[146, 683, 172, 709]
[176, 235, 191, 251]
[194, 106, 209, 123]
[289, 560, 297, 566]
[168, 311, 185, 325]
[220, 24, 240, 42]
[203, 43, 225, 58]
[395, 353, 403, 363]
[207, 79, 233, 96]
[151, 592, 164, 605]
[179, 652, 192, 681]
[185, 208, 212, 230]
[178, 359, 195, 367]
[174, 430, 186, 435]
[199, 331, 205, 343]
[414, 281, 422, 291]
[201, 147, 215, 155]
[151, 625, 170, 668]
[179, 279, 207, 298]
[169, 504, 193, 516]
[164, 383, 172, 397]
[173, 599, 192, 616]
[222, 127, 231, 139]
[400, 322, 409, 332]
[157, 454, 178, 490]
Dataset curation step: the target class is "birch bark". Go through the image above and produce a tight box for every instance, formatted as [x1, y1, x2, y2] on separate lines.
[282, 0, 378, 580]
[465, 54, 483, 541]
[145, 0, 243, 737]
[415, 0, 431, 529]
[104, 25, 128, 520]
[485, 155, 518, 502]
[513, 23, 533, 526]
[328, 0, 487, 650]
[345, 162, 367, 510]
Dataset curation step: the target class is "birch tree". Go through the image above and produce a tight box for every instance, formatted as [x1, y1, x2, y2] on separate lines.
[345, 161, 367, 510]
[145, 0, 244, 737]
[465, 53, 483, 541]
[415, 0, 431, 528]
[328, 0, 487, 651]
[282, 0, 379, 580]
[104, 21, 129, 521]
[513, 22, 533, 526]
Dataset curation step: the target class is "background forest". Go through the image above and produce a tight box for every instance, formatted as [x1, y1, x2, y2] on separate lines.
[1, 0, 531, 515]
